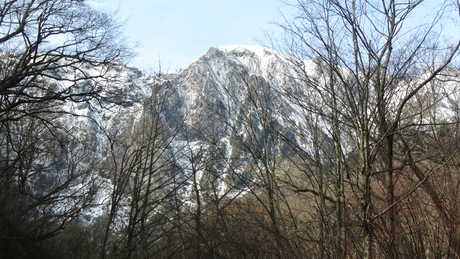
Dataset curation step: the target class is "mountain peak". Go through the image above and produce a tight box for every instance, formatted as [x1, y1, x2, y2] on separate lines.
[217, 45, 273, 55]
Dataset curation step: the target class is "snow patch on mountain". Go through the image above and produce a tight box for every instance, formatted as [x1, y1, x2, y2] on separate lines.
[217, 45, 277, 58]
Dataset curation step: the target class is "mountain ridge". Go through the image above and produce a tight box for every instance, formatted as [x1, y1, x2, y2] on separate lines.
[11, 44, 460, 228]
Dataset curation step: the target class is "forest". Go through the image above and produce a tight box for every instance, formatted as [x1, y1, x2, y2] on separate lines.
[1, 0, 460, 258]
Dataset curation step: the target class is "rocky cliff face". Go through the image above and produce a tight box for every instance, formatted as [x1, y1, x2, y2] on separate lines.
[23, 45, 460, 224]
[48, 45, 316, 223]
[164, 46, 299, 136]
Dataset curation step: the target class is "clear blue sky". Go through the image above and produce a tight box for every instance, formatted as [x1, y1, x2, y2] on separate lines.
[91, 0, 291, 71]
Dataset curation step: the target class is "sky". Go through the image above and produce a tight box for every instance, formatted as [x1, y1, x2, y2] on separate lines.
[89, 0, 458, 71]
[91, 0, 292, 71]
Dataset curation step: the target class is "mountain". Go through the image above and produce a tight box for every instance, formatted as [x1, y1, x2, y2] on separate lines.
[4, 43, 460, 258]
[40, 45, 321, 224]
[165, 46, 296, 132]
[14, 44, 460, 228]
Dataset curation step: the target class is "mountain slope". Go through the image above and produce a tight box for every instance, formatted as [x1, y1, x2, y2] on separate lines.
[11, 44, 460, 228]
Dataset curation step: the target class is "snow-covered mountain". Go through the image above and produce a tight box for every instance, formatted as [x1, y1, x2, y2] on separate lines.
[23, 45, 460, 226]
[46, 45, 316, 223]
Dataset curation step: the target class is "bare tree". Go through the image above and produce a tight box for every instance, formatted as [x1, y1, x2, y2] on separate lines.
[0, 0, 131, 122]
[206, 71, 302, 257]
[0, 0, 131, 257]
[279, 0, 460, 257]
[97, 79, 185, 259]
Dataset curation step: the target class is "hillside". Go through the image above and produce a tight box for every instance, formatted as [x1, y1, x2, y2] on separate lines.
[2, 45, 460, 258]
